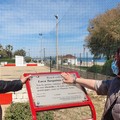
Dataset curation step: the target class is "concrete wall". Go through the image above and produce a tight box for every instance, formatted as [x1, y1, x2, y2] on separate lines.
[12, 85, 28, 103]
[15, 55, 24, 66]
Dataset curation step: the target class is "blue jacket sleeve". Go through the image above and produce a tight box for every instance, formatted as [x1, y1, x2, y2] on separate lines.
[0, 80, 23, 93]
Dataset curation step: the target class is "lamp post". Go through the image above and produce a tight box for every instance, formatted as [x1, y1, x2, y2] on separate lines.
[39, 33, 42, 60]
[44, 48, 45, 61]
[28, 49, 30, 57]
[83, 44, 86, 66]
[55, 15, 58, 69]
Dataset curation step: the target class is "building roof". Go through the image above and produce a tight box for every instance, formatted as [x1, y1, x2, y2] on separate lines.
[63, 54, 76, 59]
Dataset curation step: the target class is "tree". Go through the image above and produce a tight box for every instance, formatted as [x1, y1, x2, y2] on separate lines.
[5, 44, 13, 58]
[0, 44, 8, 58]
[0, 44, 3, 51]
[0, 49, 8, 58]
[14, 49, 26, 57]
[85, 4, 120, 60]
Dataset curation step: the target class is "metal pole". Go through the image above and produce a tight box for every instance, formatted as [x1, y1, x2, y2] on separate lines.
[80, 53, 81, 71]
[44, 48, 45, 61]
[86, 52, 88, 67]
[83, 44, 85, 66]
[29, 49, 30, 57]
[50, 56, 52, 72]
[55, 15, 58, 69]
[39, 33, 42, 60]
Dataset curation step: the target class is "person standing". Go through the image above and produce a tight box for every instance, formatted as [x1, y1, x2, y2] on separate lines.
[0, 75, 31, 120]
[61, 47, 120, 120]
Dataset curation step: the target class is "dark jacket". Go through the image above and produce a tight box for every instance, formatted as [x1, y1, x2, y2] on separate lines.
[0, 80, 23, 93]
[95, 77, 120, 120]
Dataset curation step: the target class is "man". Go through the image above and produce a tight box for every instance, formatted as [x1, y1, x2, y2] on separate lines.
[0, 75, 31, 120]
[0, 75, 31, 93]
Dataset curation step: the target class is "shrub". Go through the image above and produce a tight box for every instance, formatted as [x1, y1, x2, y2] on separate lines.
[0, 58, 15, 63]
[101, 59, 114, 76]
[24, 56, 32, 63]
[87, 65, 102, 73]
[4, 102, 54, 120]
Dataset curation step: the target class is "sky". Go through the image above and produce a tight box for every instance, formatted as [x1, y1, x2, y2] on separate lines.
[0, 0, 120, 58]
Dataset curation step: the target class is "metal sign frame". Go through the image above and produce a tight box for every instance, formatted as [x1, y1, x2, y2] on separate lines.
[24, 72, 96, 120]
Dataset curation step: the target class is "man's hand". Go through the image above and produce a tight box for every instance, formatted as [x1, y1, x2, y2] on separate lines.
[20, 75, 31, 84]
[61, 72, 74, 84]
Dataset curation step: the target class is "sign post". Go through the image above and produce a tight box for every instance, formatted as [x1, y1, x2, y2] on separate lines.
[24, 72, 96, 120]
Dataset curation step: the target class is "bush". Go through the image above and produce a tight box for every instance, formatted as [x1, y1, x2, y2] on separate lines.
[101, 59, 114, 76]
[87, 65, 102, 73]
[0, 58, 15, 63]
[4, 102, 54, 120]
[24, 56, 32, 63]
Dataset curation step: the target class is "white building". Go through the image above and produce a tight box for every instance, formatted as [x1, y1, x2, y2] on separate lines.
[15, 55, 25, 66]
[62, 54, 77, 65]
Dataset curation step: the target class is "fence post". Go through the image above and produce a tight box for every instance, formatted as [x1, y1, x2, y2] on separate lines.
[50, 56, 52, 72]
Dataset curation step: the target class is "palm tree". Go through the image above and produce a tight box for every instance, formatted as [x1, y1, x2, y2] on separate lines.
[0, 44, 3, 51]
[6, 45, 13, 58]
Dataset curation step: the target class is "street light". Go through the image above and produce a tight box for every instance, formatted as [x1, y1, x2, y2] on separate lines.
[83, 44, 86, 66]
[28, 49, 30, 57]
[43, 48, 45, 61]
[55, 15, 58, 69]
[39, 33, 42, 60]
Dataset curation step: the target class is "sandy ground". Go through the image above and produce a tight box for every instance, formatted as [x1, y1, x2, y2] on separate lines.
[0, 66, 59, 80]
[0, 66, 105, 120]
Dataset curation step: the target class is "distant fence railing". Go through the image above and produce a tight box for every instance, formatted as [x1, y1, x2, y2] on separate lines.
[45, 62, 113, 80]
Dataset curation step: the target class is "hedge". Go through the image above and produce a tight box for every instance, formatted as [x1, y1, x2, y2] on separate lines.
[4, 102, 54, 120]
